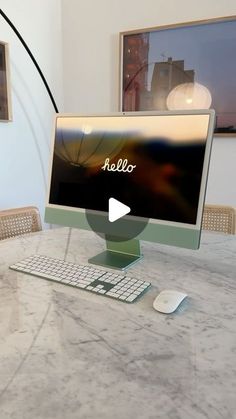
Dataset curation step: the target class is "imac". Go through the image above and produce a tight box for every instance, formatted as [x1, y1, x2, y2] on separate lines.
[45, 110, 215, 270]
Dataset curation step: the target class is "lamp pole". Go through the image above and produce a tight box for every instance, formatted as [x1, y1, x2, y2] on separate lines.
[0, 9, 59, 113]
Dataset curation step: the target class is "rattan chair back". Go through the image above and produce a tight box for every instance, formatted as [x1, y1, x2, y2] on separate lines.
[0, 206, 42, 240]
[202, 204, 235, 234]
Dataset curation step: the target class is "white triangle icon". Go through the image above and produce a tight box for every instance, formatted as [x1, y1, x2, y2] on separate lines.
[108, 198, 131, 222]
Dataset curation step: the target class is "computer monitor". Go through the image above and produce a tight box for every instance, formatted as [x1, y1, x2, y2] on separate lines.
[45, 110, 215, 269]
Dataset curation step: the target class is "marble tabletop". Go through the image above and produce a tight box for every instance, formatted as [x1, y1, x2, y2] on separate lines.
[0, 227, 236, 419]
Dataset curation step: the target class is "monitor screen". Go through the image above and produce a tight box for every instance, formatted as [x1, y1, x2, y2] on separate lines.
[45, 110, 215, 268]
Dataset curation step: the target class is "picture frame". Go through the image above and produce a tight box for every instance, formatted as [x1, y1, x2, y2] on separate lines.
[120, 16, 236, 135]
[0, 41, 12, 121]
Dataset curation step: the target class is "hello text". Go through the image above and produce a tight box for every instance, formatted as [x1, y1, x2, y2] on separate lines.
[101, 158, 136, 173]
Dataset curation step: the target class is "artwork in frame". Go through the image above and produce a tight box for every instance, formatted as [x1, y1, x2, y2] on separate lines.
[120, 16, 236, 135]
[0, 41, 12, 121]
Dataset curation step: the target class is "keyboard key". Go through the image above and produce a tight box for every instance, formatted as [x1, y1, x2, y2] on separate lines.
[126, 295, 137, 302]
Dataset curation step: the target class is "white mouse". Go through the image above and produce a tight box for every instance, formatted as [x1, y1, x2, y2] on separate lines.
[153, 290, 188, 314]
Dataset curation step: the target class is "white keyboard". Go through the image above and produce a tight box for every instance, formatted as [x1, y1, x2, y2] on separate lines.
[10, 255, 151, 303]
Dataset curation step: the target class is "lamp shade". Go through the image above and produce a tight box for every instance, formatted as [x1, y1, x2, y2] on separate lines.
[55, 127, 125, 168]
[166, 82, 212, 110]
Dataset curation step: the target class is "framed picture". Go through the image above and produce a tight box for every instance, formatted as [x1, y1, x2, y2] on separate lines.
[0, 41, 12, 121]
[120, 16, 236, 135]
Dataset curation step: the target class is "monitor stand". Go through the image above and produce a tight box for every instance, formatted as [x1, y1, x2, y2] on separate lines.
[88, 235, 142, 270]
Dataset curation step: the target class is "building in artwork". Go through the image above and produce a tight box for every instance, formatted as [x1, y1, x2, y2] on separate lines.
[122, 33, 149, 111]
[150, 57, 195, 110]
[123, 37, 195, 111]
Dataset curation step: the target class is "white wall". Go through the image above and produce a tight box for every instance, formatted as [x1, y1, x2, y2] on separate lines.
[61, 0, 236, 207]
[0, 0, 63, 222]
[206, 137, 236, 204]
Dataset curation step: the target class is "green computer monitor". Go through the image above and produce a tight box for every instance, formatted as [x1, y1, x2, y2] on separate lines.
[45, 110, 215, 270]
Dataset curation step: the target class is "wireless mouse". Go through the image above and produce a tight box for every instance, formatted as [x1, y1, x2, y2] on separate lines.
[153, 289, 188, 314]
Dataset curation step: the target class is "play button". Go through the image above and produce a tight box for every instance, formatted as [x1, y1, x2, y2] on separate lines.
[85, 197, 149, 242]
[108, 198, 130, 222]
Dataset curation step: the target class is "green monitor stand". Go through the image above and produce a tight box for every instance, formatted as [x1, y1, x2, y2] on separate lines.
[88, 235, 142, 270]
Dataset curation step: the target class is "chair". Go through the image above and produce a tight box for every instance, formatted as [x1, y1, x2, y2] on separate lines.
[0, 206, 42, 240]
[202, 204, 236, 234]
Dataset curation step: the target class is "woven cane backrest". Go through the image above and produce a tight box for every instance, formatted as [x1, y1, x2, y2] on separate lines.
[202, 205, 235, 234]
[0, 206, 42, 240]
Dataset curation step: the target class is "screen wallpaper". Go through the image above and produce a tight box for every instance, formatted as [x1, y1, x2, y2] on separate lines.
[49, 114, 210, 224]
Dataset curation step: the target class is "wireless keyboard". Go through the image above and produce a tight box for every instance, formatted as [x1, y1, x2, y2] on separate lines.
[10, 255, 151, 303]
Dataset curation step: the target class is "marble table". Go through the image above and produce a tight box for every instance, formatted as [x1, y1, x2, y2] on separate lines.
[0, 227, 236, 419]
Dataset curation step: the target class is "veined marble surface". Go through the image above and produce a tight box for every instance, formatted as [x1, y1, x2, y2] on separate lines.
[0, 227, 236, 419]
